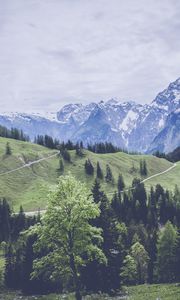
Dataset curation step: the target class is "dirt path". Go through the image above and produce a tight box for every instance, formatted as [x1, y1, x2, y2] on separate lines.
[0, 152, 59, 177]
[102, 162, 177, 197]
[24, 162, 177, 216]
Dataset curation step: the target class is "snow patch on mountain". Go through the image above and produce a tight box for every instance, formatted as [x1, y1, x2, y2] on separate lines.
[119, 110, 138, 132]
[0, 77, 180, 152]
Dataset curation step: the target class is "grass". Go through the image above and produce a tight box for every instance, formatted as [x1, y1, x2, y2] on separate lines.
[126, 283, 180, 300]
[0, 284, 180, 299]
[0, 137, 179, 211]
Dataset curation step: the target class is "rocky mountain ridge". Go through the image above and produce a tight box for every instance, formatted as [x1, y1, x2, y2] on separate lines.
[0, 78, 180, 153]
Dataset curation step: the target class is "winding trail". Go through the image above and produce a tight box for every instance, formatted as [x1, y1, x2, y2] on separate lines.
[107, 162, 177, 195]
[24, 162, 177, 216]
[0, 152, 59, 177]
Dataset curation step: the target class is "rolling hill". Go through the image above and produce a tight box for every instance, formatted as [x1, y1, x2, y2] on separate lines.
[0, 137, 179, 212]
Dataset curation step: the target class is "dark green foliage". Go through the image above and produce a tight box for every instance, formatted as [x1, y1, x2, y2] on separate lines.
[0, 199, 11, 242]
[5, 142, 12, 155]
[5, 235, 62, 294]
[167, 146, 180, 162]
[59, 159, 64, 172]
[96, 161, 103, 179]
[153, 146, 180, 162]
[87, 142, 140, 155]
[84, 159, 94, 175]
[91, 179, 103, 204]
[117, 174, 125, 193]
[75, 143, 84, 157]
[35, 135, 59, 149]
[156, 221, 178, 283]
[132, 179, 148, 225]
[2, 173, 180, 295]
[61, 149, 71, 162]
[105, 164, 114, 184]
[0, 125, 29, 142]
[140, 159, 148, 176]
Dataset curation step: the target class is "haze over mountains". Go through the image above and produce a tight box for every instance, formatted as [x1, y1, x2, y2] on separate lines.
[0, 78, 180, 153]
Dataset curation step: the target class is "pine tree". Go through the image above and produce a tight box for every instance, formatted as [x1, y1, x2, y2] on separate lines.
[139, 159, 148, 176]
[140, 159, 143, 175]
[111, 192, 122, 220]
[96, 162, 103, 179]
[156, 221, 178, 282]
[61, 149, 71, 162]
[105, 164, 114, 184]
[147, 187, 158, 230]
[0, 199, 11, 241]
[76, 143, 84, 157]
[117, 174, 125, 194]
[84, 159, 94, 175]
[130, 242, 149, 284]
[6, 142, 12, 155]
[59, 159, 64, 172]
[143, 160, 148, 176]
[91, 179, 103, 204]
[132, 179, 148, 224]
[120, 254, 137, 285]
[147, 230, 157, 283]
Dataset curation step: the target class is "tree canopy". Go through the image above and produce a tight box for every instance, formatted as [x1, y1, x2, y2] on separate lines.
[29, 174, 106, 300]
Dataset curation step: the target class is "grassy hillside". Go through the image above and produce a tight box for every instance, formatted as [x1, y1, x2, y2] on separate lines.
[0, 137, 179, 211]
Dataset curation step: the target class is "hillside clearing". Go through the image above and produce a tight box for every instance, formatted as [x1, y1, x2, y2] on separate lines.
[0, 137, 179, 211]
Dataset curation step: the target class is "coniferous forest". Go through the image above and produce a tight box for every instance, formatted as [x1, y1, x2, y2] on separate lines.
[1, 171, 180, 299]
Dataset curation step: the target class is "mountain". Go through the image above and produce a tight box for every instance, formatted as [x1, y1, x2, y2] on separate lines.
[148, 109, 180, 153]
[0, 78, 180, 152]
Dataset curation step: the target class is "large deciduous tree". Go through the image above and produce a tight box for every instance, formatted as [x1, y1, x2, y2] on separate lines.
[29, 174, 106, 300]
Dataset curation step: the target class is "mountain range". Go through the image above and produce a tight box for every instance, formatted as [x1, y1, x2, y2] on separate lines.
[0, 78, 180, 153]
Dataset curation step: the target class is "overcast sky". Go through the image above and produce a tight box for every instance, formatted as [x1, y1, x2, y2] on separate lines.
[0, 0, 180, 112]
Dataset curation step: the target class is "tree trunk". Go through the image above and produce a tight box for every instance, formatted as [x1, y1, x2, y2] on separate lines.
[68, 232, 82, 300]
[75, 289, 82, 300]
[71, 255, 82, 300]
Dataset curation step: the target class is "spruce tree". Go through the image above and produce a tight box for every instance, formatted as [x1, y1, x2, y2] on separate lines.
[91, 179, 103, 204]
[105, 164, 114, 184]
[96, 161, 103, 179]
[61, 149, 71, 162]
[59, 159, 64, 172]
[143, 160, 148, 176]
[156, 221, 178, 282]
[130, 242, 149, 284]
[117, 174, 125, 194]
[85, 159, 94, 175]
[76, 143, 84, 157]
[6, 142, 12, 155]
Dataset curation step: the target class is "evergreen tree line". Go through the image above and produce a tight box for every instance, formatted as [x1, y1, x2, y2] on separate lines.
[87, 142, 140, 155]
[0, 125, 29, 142]
[84, 160, 115, 184]
[84, 159, 147, 185]
[153, 146, 180, 163]
[0, 199, 38, 243]
[34, 135, 60, 149]
[34, 135, 141, 157]
[3, 180, 180, 295]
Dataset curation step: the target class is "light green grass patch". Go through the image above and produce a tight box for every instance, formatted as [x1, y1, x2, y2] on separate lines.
[0, 137, 178, 211]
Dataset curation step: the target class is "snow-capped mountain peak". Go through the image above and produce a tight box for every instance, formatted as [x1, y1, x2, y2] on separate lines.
[0, 77, 179, 153]
[151, 77, 180, 112]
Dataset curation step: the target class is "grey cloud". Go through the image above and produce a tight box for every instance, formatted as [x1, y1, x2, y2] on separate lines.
[0, 0, 180, 112]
